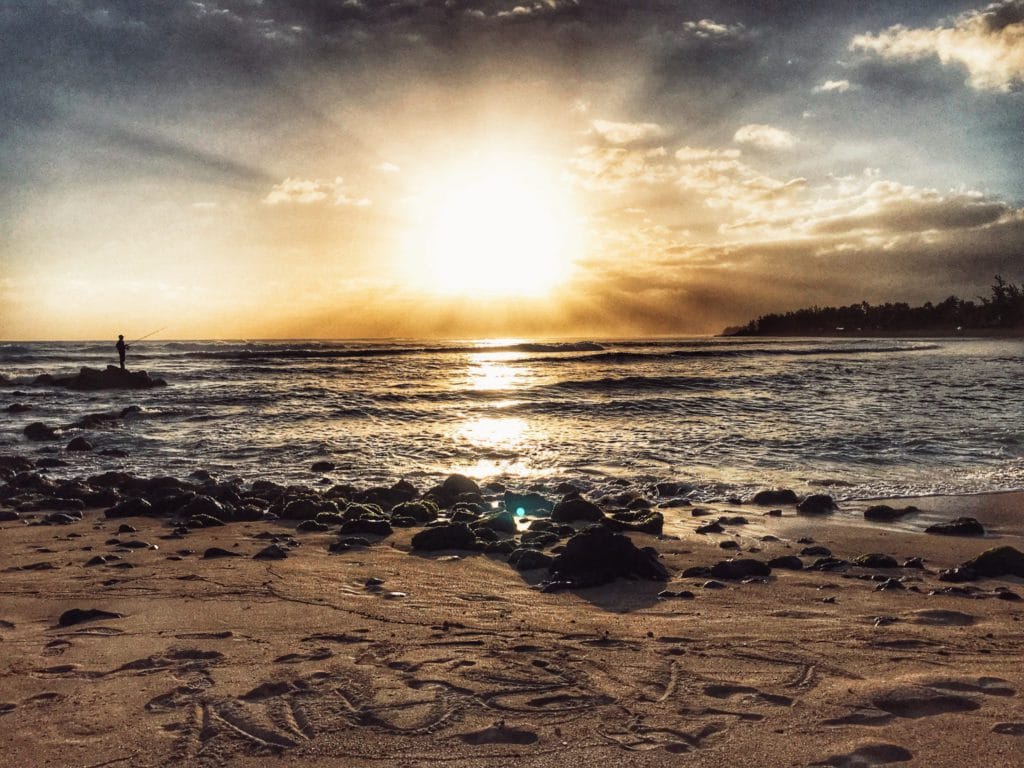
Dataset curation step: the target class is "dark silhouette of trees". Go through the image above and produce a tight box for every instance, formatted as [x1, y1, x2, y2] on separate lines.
[731, 276, 1024, 336]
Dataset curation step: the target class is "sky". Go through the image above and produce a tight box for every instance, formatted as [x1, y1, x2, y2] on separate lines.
[2, 0, 1023, 340]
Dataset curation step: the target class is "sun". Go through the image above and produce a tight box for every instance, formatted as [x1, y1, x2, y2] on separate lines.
[406, 153, 582, 298]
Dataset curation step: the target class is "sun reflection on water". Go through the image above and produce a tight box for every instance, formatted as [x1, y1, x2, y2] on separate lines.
[466, 351, 526, 391]
[456, 416, 529, 448]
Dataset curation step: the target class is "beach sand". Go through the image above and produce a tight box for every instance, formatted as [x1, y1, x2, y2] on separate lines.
[2, 489, 1023, 767]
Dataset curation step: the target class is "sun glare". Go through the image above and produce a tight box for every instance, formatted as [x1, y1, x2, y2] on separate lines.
[406, 153, 581, 298]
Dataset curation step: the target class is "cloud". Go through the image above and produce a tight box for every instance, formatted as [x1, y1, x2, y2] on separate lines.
[263, 177, 370, 206]
[851, 1, 1024, 91]
[376, 162, 401, 174]
[591, 119, 666, 146]
[568, 146, 677, 194]
[679, 19, 751, 43]
[813, 78, 855, 93]
[732, 124, 796, 150]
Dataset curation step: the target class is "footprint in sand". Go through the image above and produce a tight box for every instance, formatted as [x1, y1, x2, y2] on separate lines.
[458, 722, 539, 745]
[703, 683, 793, 707]
[42, 639, 72, 656]
[811, 743, 913, 767]
[909, 610, 975, 627]
[823, 677, 1014, 726]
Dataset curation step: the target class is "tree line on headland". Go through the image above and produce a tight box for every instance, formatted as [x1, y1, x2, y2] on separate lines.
[725, 276, 1024, 337]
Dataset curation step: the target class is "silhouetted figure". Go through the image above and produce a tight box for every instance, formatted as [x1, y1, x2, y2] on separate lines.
[116, 335, 128, 370]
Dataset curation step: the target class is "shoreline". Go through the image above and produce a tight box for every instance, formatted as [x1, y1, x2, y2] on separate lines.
[2, 460, 1023, 766]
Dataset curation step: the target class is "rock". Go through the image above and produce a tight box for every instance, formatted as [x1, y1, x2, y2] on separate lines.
[58, 608, 123, 627]
[702, 580, 727, 589]
[104, 498, 154, 519]
[5, 403, 32, 413]
[655, 481, 691, 497]
[117, 524, 137, 534]
[810, 557, 849, 571]
[504, 491, 553, 516]
[38, 497, 85, 512]
[938, 567, 978, 583]
[960, 546, 1024, 578]
[180, 495, 227, 522]
[355, 480, 418, 509]
[390, 500, 438, 523]
[903, 557, 925, 569]
[719, 540, 739, 550]
[450, 508, 481, 523]
[45, 512, 79, 525]
[473, 527, 499, 543]
[696, 521, 724, 534]
[875, 578, 906, 591]
[100, 448, 129, 458]
[606, 509, 664, 535]
[341, 502, 382, 521]
[411, 522, 477, 551]
[425, 474, 482, 508]
[24, 422, 59, 441]
[752, 489, 798, 505]
[854, 553, 900, 569]
[681, 566, 712, 578]
[658, 590, 695, 599]
[864, 504, 918, 521]
[339, 518, 393, 537]
[718, 515, 748, 525]
[65, 437, 94, 452]
[547, 525, 669, 588]
[311, 460, 336, 473]
[202, 547, 241, 559]
[186, 514, 225, 528]
[709, 558, 771, 580]
[0, 510, 20, 522]
[254, 544, 288, 560]
[35, 366, 166, 391]
[471, 511, 518, 535]
[550, 493, 604, 523]
[509, 548, 554, 571]
[995, 589, 1022, 601]
[296, 520, 330, 533]
[767, 555, 803, 571]
[801, 545, 832, 557]
[520, 530, 560, 549]
[797, 494, 837, 515]
[328, 537, 370, 553]
[925, 517, 985, 537]
[280, 498, 321, 520]
[486, 539, 518, 555]
[314, 511, 345, 526]
[442, 473, 481, 497]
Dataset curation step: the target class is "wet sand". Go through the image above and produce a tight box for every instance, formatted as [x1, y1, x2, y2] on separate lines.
[2, 490, 1023, 767]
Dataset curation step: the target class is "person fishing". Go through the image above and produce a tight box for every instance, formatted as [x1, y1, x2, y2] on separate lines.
[116, 335, 129, 370]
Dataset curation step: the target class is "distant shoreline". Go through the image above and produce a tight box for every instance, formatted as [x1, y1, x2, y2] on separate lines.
[721, 328, 1024, 339]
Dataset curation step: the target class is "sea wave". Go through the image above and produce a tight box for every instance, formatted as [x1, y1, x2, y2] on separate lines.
[521, 343, 942, 364]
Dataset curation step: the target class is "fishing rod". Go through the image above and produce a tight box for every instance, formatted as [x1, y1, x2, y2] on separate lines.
[128, 327, 167, 345]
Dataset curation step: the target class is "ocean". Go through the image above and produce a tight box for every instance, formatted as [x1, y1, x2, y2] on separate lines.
[1, 338, 1022, 501]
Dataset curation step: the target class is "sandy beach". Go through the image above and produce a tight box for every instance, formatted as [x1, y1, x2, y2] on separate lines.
[2, 472, 1022, 768]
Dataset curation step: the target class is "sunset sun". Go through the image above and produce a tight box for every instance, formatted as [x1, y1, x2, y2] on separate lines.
[408, 155, 581, 298]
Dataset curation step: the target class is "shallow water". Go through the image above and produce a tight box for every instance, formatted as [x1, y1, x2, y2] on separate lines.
[2, 337, 1023, 500]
